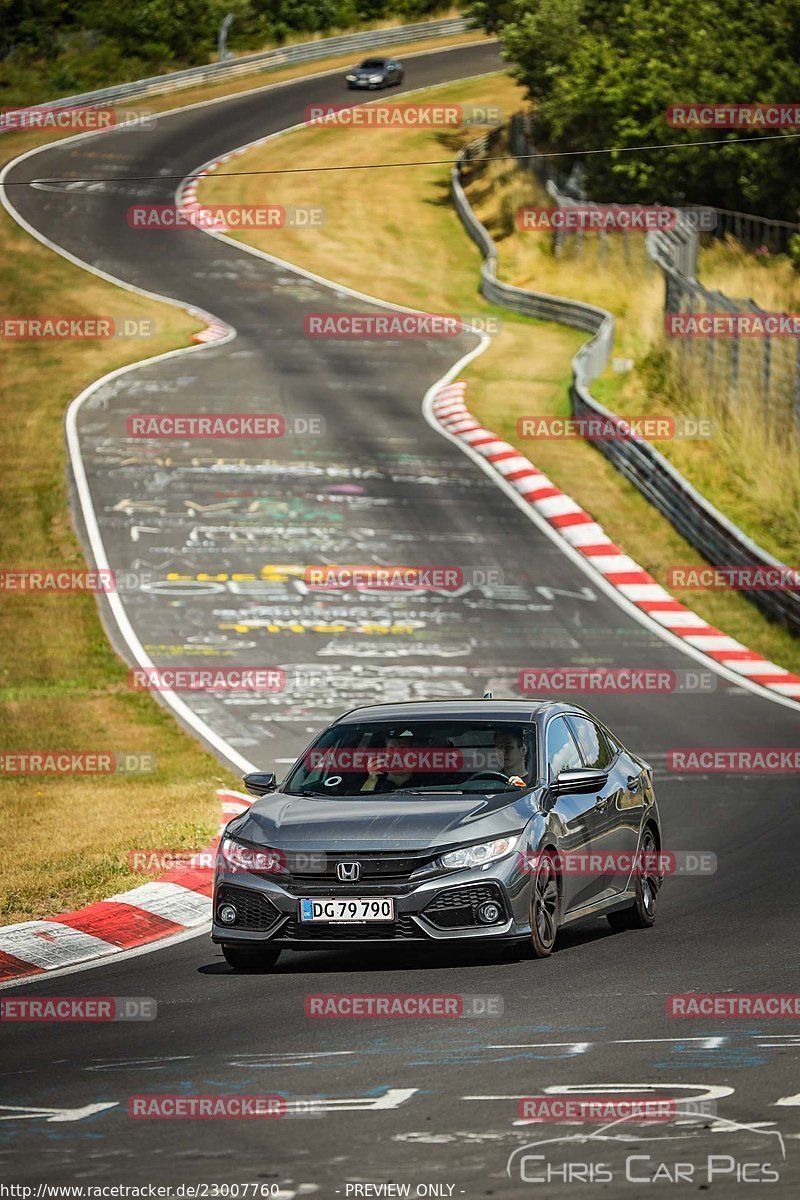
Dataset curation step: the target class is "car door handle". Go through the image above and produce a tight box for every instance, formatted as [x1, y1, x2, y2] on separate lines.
[627, 775, 641, 793]
[594, 796, 609, 811]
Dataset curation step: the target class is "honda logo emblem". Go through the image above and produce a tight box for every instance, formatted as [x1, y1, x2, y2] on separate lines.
[336, 861, 361, 881]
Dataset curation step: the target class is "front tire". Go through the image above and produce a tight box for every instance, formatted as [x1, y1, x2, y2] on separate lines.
[519, 850, 560, 958]
[222, 943, 281, 972]
[607, 827, 659, 930]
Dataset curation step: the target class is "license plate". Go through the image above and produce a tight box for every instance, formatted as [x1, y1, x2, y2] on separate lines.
[299, 897, 395, 923]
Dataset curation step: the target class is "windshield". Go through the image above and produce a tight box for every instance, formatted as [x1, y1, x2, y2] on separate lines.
[284, 720, 536, 796]
[359, 59, 385, 68]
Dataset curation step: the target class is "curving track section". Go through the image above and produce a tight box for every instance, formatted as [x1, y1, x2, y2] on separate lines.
[1, 42, 799, 1195]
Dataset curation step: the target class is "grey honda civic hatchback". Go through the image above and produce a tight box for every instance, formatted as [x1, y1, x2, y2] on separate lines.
[212, 699, 663, 970]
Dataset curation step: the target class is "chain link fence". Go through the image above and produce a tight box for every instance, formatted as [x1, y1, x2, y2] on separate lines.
[510, 110, 800, 433]
[452, 126, 800, 634]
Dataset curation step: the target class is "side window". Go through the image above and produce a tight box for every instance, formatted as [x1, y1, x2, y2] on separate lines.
[546, 717, 583, 777]
[602, 726, 623, 756]
[566, 716, 612, 769]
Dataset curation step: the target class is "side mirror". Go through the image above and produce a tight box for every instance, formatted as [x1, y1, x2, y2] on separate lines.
[243, 771, 276, 797]
[553, 767, 608, 795]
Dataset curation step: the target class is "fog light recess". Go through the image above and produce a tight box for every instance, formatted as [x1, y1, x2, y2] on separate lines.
[476, 901, 503, 925]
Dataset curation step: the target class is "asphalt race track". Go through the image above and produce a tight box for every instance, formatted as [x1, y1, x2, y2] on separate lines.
[2, 40, 799, 1196]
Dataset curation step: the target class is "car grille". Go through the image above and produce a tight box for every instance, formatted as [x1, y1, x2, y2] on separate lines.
[278, 915, 423, 941]
[422, 883, 506, 929]
[216, 884, 282, 932]
[286, 849, 441, 889]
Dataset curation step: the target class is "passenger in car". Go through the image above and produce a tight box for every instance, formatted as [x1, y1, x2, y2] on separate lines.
[360, 731, 418, 792]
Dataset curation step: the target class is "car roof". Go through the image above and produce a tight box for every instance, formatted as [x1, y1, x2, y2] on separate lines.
[333, 698, 576, 725]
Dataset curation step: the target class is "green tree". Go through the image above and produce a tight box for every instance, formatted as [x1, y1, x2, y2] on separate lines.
[468, 0, 800, 219]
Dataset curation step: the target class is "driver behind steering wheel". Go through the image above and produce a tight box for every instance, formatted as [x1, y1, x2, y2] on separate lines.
[493, 728, 528, 787]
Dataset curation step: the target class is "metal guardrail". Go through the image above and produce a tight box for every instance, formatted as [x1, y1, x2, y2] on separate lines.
[8, 17, 471, 116]
[452, 131, 800, 634]
[455, 131, 614, 343]
[510, 112, 800, 431]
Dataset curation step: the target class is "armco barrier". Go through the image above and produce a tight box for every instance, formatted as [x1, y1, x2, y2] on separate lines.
[452, 132, 800, 634]
[510, 112, 800, 504]
[2, 17, 471, 119]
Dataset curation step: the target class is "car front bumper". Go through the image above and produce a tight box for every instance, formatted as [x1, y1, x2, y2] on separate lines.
[211, 857, 533, 948]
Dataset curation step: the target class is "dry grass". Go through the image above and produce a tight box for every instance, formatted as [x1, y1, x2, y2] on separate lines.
[201, 74, 528, 312]
[0, 164, 235, 926]
[699, 236, 800, 309]
[199, 76, 800, 676]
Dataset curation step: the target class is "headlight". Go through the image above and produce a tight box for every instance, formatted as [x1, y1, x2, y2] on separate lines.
[345, 74, 356, 80]
[440, 835, 520, 870]
[219, 835, 284, 875]
[369, 74, 382, 82]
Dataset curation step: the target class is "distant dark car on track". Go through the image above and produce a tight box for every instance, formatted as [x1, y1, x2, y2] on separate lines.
[212, 698, 663, 971]
[345, 57, 404, 89]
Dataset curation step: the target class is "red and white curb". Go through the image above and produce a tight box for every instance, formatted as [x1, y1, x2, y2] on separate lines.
[186, 296, 232, 345]
[432, 381, 800, 700]
[179, 146, 253, 236]
[0, 790, 251, 983]
[190, 312, 232, 344]
[179, 160, 246, 345]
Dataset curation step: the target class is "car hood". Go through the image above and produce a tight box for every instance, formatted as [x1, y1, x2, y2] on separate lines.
[228, 788, 539, 851]
[352, 66, 383, 75]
